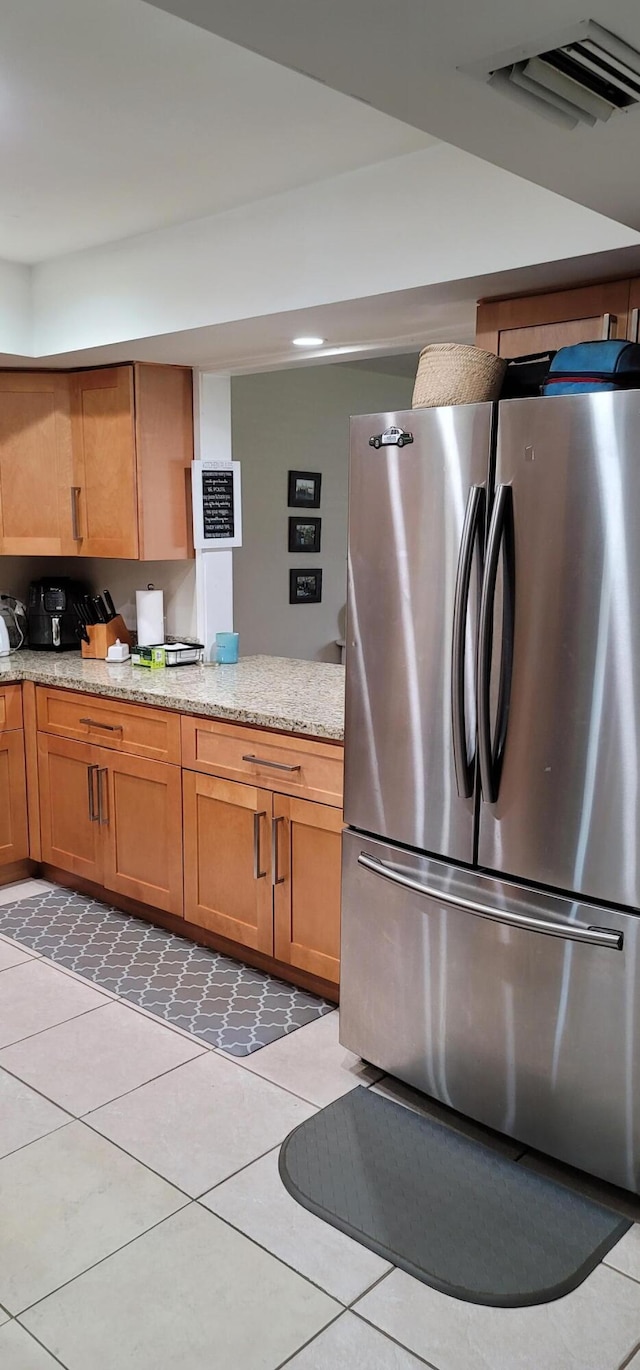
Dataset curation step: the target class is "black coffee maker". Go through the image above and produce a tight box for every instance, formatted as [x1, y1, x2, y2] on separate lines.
[27, 578, 85, 651]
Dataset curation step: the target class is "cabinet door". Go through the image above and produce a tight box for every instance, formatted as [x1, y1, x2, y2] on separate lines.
[0, 730, 29, 867]
[183, 771, 273, 953]
[69, 367, 138, 558]
[627, 280, 640, 340]
[476, 281, 631, 358]
[273, 795, 342, 985]
[0, 373, 75, 555]
[100, 751, 183, 916]
[38, 734, 103, 883]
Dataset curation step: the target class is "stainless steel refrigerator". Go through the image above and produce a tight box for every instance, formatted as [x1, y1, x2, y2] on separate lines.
[341, 390, 640, 1192]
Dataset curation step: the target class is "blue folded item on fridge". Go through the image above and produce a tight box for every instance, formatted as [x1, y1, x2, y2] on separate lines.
[543, 340, 640, 395]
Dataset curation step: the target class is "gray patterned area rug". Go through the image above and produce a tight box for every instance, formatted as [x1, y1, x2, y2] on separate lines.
[0, 887, 333, 1055]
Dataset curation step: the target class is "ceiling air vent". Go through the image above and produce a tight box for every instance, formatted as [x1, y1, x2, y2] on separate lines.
[463, 20, 640, 129]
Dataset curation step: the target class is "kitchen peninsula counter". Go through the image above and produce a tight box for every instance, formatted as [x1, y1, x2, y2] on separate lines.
[0, 651, 345, 741]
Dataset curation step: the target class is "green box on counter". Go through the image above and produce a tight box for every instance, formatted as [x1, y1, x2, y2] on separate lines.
[131, 645, 166, 670]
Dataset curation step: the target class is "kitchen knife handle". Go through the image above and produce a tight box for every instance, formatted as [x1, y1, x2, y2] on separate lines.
[91, 596, 108, 624]
[70, 487, 82, 541]
[103, 591, 117, 621]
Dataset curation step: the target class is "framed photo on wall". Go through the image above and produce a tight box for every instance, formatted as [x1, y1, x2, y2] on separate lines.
[288, 516, 321, 553]
[290, 568, 323, 604]
[288, 470, 322, 508]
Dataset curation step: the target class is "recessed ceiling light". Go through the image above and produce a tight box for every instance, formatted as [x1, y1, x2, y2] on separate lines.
[292, 336, 325, 347]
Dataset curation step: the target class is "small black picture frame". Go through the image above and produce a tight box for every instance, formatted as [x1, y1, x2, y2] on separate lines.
[288, 470, 322, 508]
[288, 516, 321, 553]
[290, 568, 323, 604]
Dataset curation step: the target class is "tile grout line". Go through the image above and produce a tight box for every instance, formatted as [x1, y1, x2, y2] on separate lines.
[0, 1042, 210, 1157]
[272, 1309, 347, 1370]
[620, 1338, 640, 1370]
[351, 1305, 442, 1369]
[0, 1117, 75, 1166]
[14, 1204, 196, 1322]
[6, 1319, 71, 1369]
[0, 1000, 110, 1055]
[15, 1194, 357, 1347]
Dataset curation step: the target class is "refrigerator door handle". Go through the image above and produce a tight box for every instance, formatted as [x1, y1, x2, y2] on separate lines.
[477, 483, 515, 805]
[357, 853, 623, 950]
[451, 484, 485, 798]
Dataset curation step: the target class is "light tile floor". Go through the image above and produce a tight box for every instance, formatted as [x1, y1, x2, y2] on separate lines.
[1, 878, 640, 1369]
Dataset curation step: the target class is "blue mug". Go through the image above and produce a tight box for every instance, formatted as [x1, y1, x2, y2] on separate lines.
[215, 632, 239, 664]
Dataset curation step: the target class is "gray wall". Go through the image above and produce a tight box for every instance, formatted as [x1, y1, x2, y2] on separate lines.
[231, 363, 414, 662]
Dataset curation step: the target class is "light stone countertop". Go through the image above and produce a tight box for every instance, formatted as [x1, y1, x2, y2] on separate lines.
[0, 651, 345, 741]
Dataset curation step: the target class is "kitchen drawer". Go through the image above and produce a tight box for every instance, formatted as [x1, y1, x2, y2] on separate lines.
[0, 685, 23, 732]
[36, 687, 181, 764]
[181, 716, 344, 808]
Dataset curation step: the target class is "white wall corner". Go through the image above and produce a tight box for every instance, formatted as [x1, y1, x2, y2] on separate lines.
[0, 258, 32, 356]
[193, 370, 234, 656]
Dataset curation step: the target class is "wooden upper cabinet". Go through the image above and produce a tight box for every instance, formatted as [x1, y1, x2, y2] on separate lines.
[69, 363, 194, 561]
[0, 373, 75, 555]
[69, 367, 139, 559]
[0, 362, 193, 560]
[476, 280, 632, 358]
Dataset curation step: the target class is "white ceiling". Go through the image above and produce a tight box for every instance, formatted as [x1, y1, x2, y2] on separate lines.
[0, 0, 431, 263]
[148, 0, 640, 229]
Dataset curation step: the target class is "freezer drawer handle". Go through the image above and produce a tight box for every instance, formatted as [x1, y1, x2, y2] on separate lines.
[477, 483, 515, 805]
[358, 853, 623, 950]
[451, 484, 484, 798]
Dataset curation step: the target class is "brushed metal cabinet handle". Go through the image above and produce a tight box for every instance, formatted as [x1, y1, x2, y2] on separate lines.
[70, 487, 82, 541]
[630, 308, 639, 343]
[272, 814, 286, 886]
[79, 717, 124, 734]
[97, 768, 109, 826]
[242, 754, 301, 773]
[601, 312, 617, 340]
[358, 853, 623, 950]
[87, 764, 99, 822]
[253, 810, 267, 879]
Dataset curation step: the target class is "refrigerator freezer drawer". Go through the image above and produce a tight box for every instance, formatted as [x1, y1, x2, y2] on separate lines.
[341, 827, 640, 1192]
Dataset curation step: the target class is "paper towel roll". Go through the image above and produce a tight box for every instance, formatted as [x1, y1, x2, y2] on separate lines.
[136, 588, 164, 646]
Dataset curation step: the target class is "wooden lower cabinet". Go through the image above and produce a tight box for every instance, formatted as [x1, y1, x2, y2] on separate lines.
[273, 795, 342, 984]
[101, 750, 183, 916]
[0, 730, 29, 867]
[38, 733, 104, 883]
[38, 732, 183, 913]
[183, 771, 274, 953]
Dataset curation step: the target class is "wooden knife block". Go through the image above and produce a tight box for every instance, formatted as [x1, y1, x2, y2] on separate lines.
[81, 616, 134, 660]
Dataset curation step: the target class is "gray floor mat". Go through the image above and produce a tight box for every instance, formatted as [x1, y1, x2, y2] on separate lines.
[0, 886, 332, 1055]
[279, 1086, 630, 1307]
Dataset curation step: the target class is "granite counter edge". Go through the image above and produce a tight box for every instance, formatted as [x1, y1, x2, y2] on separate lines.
[1, 665, 345, 743]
